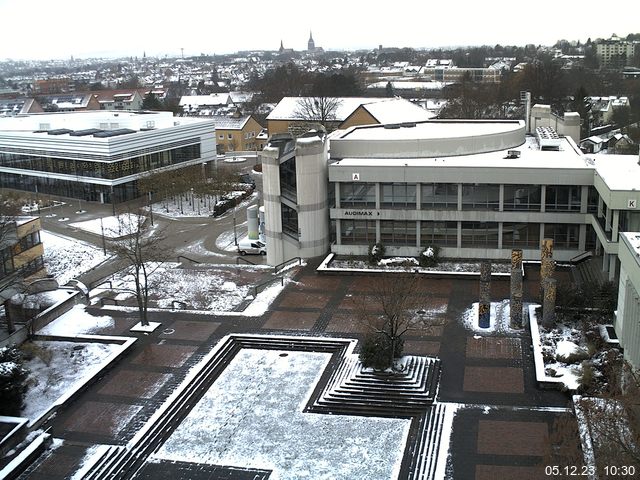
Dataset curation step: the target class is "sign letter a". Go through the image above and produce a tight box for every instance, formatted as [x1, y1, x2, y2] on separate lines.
[352, 173, 360, 181]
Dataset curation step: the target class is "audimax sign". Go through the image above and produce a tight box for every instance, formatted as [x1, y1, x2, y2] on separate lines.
[344, 210, 380, 216]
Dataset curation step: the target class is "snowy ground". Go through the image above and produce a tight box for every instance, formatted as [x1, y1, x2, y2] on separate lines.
[20, 340, 120, 421]
[69, 214, 145, 238]
[41, 231, 109, 285]
[38, 304, 114, 336]
[460, 299, 521, 334]
[152, 191, 258, 219]
[537, 317, 585, 391]
[153, 349, 410, 480]
[93, 262, 272, 311]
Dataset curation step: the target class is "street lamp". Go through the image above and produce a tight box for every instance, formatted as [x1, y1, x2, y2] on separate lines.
[148, 191, 154, 226]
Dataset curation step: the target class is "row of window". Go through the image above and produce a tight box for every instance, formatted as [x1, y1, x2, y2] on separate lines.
[340, 220, 582, 249]
[338, 182, 595, 212]
[12, 231, 41, 256]
[0, 144, 201, 180]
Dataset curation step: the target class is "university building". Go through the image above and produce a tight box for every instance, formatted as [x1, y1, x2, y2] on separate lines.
[0, 111, 216, 204]
[260, 118, 640, 367]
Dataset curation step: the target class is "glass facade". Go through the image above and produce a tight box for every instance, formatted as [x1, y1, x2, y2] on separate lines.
[281, 203, 298, 238]
[503, 185, 542, 211]
[462, 184, 500, 210]
[279, 157, 297, 202]
[544, 224, 580, 249]
[502, 223, 540, 248]
[341, 219, 376, 245]
[381, 183, 416, 209]
[0, 144, 200, 180]
[421, 183, 457, 209]
[545, 185, 581, 212]
[381, 220, 416, 245]
[420, 221, 458, 247]
[461, 222, 499, 247]
[340, 182, 376, 208]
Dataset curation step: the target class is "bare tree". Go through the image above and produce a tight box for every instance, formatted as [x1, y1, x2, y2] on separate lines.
[107, 210, 166, 326]
[354, 272, 441, 370]
[293, 96, 342, 131]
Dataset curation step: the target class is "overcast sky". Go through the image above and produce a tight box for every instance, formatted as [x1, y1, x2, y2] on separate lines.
[0, 0, 638, 60]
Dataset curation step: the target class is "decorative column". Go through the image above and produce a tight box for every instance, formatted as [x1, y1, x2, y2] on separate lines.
[479, 261, 492, 328]
[542, 278, 557, 327]
[510, 249, 523, 328]
[540, 238, 554, 299]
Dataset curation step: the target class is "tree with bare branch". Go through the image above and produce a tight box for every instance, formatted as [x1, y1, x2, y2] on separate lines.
[547, 359, 640, 475]
[354, 272, 440, 371]
[293, 96, 343, 132]
[107, 210, 166, 326]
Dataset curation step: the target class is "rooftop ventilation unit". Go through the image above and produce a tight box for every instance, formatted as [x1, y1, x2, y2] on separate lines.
[400, 122, 416, 128]
[535, 126, 562, 149]
[383, 123, 401, 129]
[506, 150, 521, 159]
[47, 128, 73, 135]
[93, 128, 136, 138]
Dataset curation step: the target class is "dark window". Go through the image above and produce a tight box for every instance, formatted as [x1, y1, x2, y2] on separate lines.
[381, 183, 416, 209]
[461, 222, 499, 247]
[340, 182, 376, 208]
[461, 184, 500, 210]
[281, 203, 298, 238]
[503, 185, 541, 211]
[421, 183, 457, 209]
[380, 220, 416, 246]
[545, 185, 581, 212]
[279, 157, 297, 202]
[341, 219, 376, 245]
[502, 223, 540, 248]
[544, 224, 579, 249]
[420, 221, 457, 247]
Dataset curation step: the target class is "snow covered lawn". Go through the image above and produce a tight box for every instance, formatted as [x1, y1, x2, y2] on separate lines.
[153, 349, 410, 479]
[41, 231, 109, 285]
[100, 263, 258, 311]
[20, 340, 122, 421]
[69, 214, 145, 238]
[38, 304, 114, 336]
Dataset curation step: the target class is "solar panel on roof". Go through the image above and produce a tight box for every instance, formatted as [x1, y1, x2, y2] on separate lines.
[69, 129, 103, 137]
[92, 128, 137, 138]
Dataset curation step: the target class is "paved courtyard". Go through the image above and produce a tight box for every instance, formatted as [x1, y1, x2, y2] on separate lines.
[16, 259, 571, 480]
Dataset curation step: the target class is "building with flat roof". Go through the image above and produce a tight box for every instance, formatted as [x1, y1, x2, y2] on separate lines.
[261, 120, 640, 276]
[0, 111, 216, 204]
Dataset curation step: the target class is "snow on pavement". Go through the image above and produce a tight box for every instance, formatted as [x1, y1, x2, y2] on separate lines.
[153, 349, 410, 480]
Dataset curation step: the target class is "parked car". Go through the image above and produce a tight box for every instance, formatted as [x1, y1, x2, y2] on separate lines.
[238, 239, 266, 255]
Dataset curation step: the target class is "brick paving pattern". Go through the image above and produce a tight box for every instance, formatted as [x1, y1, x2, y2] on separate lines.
[15, 262, 574, 480]
[477, 420, 549, 456]
[131, 344, 198, 368]
[62, 401, 142, 436]
[463, 366, 525, 393]
[466, 336, 522, 359]
[98, 370, 172, 398]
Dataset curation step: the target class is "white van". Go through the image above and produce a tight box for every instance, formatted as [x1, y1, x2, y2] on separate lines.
[238, 239, 266, 256]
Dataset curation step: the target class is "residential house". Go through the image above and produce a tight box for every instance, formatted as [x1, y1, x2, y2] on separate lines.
[0, 98, 43, 116]
[36, 93, 101, 112]
[211, 114, 263, 153]
[91, 89, 145, 110]
[266, 97, 435, 136]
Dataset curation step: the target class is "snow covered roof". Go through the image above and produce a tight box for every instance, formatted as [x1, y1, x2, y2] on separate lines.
[359, 99, 435, 124]
[179, 94, 233, 107]
[267, 97, 424, 122]
[208, 115, 252, 130]
[592, 153, 640, 191]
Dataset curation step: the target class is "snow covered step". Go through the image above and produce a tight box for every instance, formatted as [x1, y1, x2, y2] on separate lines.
[408, 403, 447, 480]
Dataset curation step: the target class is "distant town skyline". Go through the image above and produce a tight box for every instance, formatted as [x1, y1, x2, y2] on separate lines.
[0, 0, 638, 61]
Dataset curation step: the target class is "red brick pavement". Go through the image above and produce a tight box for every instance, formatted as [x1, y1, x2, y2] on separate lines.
[463, 366, 525, 393]
[477, 420, 549, 456]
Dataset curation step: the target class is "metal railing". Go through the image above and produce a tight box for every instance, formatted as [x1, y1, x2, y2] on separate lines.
[177, 255, 200, 264]
[253, 276, 284, 297]
[273, 257, 302, 275]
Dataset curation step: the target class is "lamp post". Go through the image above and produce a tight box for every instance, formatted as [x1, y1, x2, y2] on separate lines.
[100, 217, 106, 255]
[148, 191, 154, 226]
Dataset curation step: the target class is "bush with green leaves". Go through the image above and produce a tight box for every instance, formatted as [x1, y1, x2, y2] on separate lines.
[0, 345, 29, 416]
[368, 242, 386, 265]
[359, 332, 404, 370]
[419, 245, 441, 268]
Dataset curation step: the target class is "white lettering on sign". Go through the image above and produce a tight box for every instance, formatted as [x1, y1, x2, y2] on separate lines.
[628, 199, 637, 209]
[352, 173, 360, 181]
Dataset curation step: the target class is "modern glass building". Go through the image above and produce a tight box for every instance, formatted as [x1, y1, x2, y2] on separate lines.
[0, 111, 216, 204]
